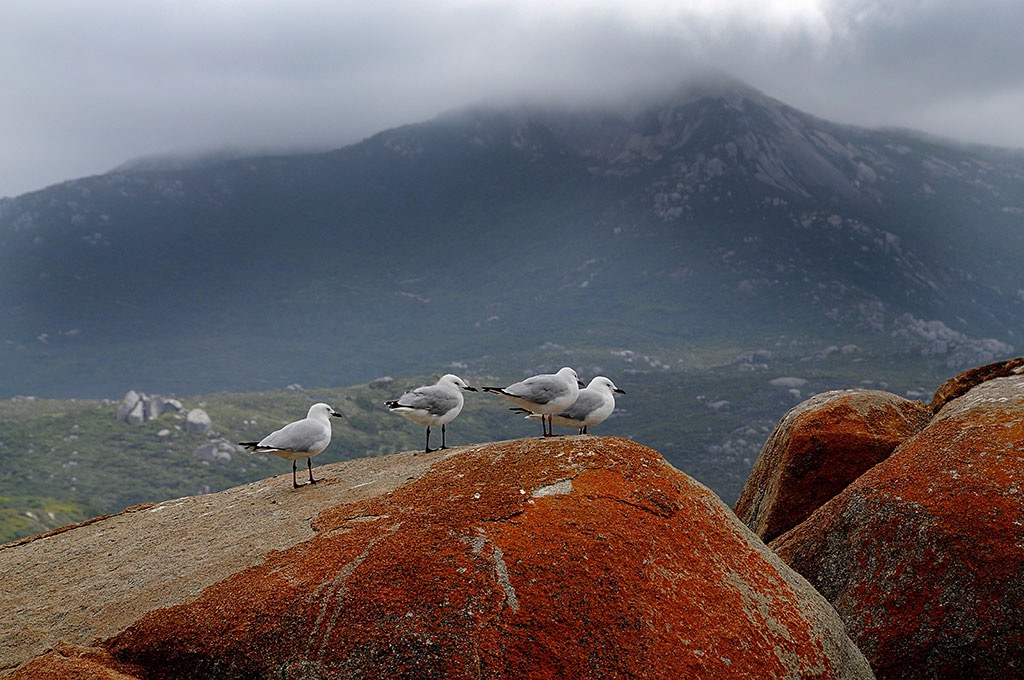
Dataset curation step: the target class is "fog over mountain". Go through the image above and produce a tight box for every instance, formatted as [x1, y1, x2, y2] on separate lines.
[3, 1, 1024, 198]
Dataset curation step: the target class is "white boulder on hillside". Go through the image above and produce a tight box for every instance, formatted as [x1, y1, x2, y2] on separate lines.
[185, 409, 212, 434]
[116, 391, 183, 425]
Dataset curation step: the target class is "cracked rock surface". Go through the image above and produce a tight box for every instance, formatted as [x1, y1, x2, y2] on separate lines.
[5, 437, 871, 679]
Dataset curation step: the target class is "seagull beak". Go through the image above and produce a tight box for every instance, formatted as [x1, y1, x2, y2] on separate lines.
[464, 386, 478, 392]
[615, 388, 626, 394]
[578, 380, 586, 387]
[330, 410, 345, 418]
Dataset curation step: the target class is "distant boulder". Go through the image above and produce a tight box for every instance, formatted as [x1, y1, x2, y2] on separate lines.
[769, 376, 807, 389]
[116, 391, 183, 425]
[734, 389, 931, 543]
[124, 400, 145, 426]
[184, 409, 211, 434]
[193, 442, 232, 465]
[116, 390, 141, 423]
[771, 367, 1024, 678]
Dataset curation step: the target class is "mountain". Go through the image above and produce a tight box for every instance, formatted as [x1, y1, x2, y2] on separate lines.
[2, 74, 1022, 400]
[1, 76, 1022, 532]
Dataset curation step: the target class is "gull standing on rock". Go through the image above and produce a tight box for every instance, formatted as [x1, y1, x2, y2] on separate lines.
[239, 402, 344, 488]
[514, 376, 625, 434]
[483, 366, 584, 437]
[385, 374, 477, 453]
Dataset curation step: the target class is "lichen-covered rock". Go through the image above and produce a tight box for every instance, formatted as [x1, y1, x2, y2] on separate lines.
[8, 642, 141, 679]
[734, 390, 930, 543]
[927, 356, 1024, 412]
[9, 438, 873, 679]
[772, 377, 1024, 679]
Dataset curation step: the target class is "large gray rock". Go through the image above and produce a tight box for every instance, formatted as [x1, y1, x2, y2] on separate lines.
[115, 390, 142, 423]
[116, 391, 184, 425]
[123, 400, 145, 426]
[184, 408, 211, 434]
[193, 442, 232, 465]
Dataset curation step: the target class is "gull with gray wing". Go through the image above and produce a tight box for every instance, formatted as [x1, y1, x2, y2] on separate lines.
[239, 402, 343, 488]
[482, 366, 584, 436]
[515, 376, 625, 434]
[385, 374, 477, 453]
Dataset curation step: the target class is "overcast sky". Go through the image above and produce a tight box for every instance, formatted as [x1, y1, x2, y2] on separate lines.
[3, 0, 1023, 198]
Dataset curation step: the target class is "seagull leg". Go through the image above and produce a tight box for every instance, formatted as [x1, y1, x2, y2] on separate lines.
[424, 426, 434, 454]
[543, 415, 554, 437]
[292, 460, 300, 489]
[307, 457, 316, 485]
[441, 423, 448, 449]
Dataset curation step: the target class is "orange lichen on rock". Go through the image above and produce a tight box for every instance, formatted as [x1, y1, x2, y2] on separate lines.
[87, 437, 870, 679]
[734, 390, 931, 543]
[927, 356, 1024, 412]
[9, 642, 143, 679]
[773, 376, 1024, 679]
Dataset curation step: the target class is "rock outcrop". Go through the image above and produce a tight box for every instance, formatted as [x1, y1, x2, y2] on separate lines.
[184, 407, 211, 433]
[192, 441, 234, 465]
[734, 390, 931, 543]
[733, 358, 1024, 679]
[115, 390, 182, 425]
[927, 356, 1024, 412]
[2, 437, 872, 679]
[770, 374, 1024, 679]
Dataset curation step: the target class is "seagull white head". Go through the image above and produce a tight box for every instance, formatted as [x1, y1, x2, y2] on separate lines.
[589, 376, 625, 395]
[439, 374, 478, 392]
[309, 402, 344, 419]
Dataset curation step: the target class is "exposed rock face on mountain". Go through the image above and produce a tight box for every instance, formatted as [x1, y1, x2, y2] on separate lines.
[734, 390, 932, 542]
[3, 437, 872, 679]
[735, 359, 1024, 679]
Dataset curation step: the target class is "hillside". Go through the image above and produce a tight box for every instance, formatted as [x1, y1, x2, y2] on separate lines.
[0, 75, 1021, 400]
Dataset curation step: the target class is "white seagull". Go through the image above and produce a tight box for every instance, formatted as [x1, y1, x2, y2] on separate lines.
[239, 402, 344, 488]
[514, 376, 625, 434]
[482, 366, 584, 436]
[385, 374, 477, 453]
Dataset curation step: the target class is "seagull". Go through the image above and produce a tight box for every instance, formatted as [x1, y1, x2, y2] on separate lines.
[482, 366, 584, 436]
[385, 374, 477, 453]
[514, 376, 625, 434]
[239, 402, 344, 488]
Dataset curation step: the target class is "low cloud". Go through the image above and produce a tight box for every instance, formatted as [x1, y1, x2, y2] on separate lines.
[2, 0, 1022, 197]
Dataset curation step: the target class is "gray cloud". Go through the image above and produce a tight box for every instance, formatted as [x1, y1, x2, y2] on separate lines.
[2, 0, 1022, 198]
